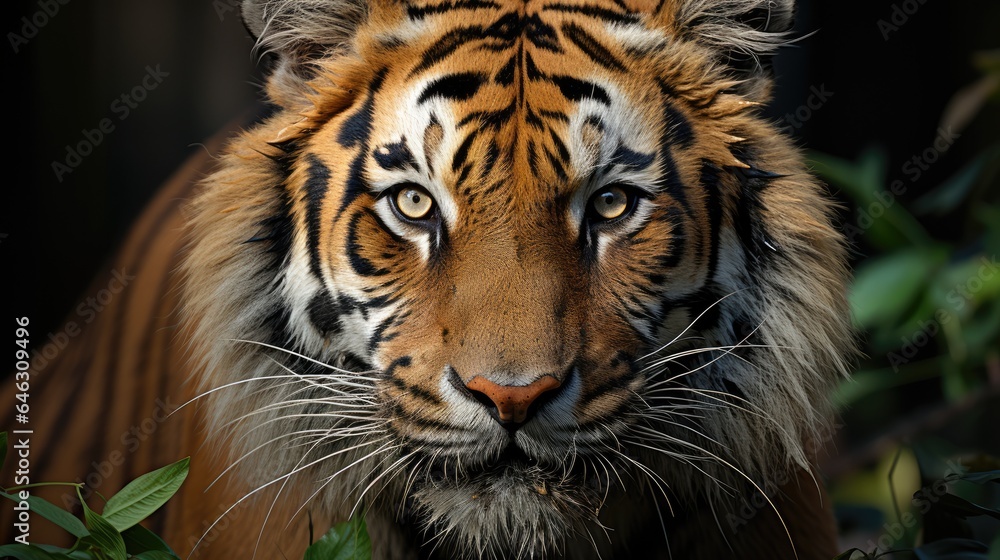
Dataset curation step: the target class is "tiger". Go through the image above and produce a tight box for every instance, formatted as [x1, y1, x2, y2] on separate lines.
[1, 0, 854, 558]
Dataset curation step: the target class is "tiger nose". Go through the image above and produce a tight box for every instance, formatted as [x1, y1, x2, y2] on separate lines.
[465, 375, 562, 427]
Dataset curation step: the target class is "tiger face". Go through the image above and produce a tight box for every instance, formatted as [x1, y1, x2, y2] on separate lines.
[183, 0, 853, 557]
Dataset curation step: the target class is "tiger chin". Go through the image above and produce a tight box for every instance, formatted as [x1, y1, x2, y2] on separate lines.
[181, 0, 854, 558]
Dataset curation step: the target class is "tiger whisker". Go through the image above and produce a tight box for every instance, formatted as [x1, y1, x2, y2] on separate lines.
[227, 338, 379, 377]
[251, 423, 339, 560]
[169, 372, 376, 418]
[622, 436, 798, 559]
[638, 290, 747, 360]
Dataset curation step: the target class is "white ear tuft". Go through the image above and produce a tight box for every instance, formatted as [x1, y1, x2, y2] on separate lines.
[242, 0, 369, 56]
[672, 0, 796, 99]
[241, 0, 370, 106]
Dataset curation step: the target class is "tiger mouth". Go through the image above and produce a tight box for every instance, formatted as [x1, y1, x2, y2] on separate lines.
[424, 442, 540, 483]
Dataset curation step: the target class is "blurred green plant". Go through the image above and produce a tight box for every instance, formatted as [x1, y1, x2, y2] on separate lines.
[809, 53, 1000, 559]
[812, 144, 1000, 405]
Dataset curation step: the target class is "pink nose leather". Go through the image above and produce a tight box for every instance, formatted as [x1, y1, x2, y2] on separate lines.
[465, 375, 562, 424]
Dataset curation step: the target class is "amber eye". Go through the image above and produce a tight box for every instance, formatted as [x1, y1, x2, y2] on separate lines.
[393, 184, 435, 220]
[588, 185, 633, 221]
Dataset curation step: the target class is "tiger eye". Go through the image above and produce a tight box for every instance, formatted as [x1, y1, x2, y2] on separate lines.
[395, 186, 435, 219]
[591, 186, 629, 220]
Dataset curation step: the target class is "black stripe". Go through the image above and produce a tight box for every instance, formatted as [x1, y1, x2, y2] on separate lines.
[337, 71, 385, 149]
[525, 13, 562, 52]
[545, 146, 568, 181]
[456, 163, 473, 188]
[482, 140, 501, 177]
[733, 161, 778, 274]
[525, 51, 543, 81]
[661, 287, 723, 331]
[346, 211, 390, 277]
[527, 140, 540, 176]
[663, 103, 695, 149]
[655, 147, 689, 214]
[700, 160, 724, 283]
[407, 0, 501, 18]
[452, 131, 478, 171]
[338, 69, 388, 213]
[457, 100, 516, 130]
[388, 402, 456, 431]
[549, 128, 570, 162]
[657, 80, 696, 149]
[412, 27, 484, 74]
[580, 369, 639, 407]
[551, 76, 610, 104]
[385, 357, 443, 405]
[526, 104, 545, 130]
[612, 144, 655, 170]
[540, 109, 570, 123]
[411, 12, 520, 74]
[308, 288, 344, 335]
[304, 154, 331, 278]
[658, 206, 686, 269]
[495, 55, 517, 85]
[541, 3, 639, 23]
[561, 22, 626, 71]
[369, 310, 410, 352]
[373, 139, 417, 171]
[418, 72, 486, 104]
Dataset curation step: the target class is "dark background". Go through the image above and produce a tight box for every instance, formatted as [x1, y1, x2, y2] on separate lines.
[2, 0, 997, 338]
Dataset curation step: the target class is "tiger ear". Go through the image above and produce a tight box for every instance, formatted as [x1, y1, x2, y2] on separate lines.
[242, 0, 370, 107]
[661, 0, 796, 100]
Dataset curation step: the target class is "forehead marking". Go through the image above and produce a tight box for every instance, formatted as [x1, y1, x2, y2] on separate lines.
[418, 73, 487, 104]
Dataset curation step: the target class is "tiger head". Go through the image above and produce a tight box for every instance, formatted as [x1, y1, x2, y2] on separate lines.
[182, 0, 853, 557]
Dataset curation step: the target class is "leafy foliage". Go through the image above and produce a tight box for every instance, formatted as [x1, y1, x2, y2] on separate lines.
[0, 434, 189, 560]
[811, 58, 1000, 559]
[304, 515, 373, 560]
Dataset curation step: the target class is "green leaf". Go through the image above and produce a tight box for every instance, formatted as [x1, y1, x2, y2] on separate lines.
[912, 146, 1000, 215]
[810, 149, 886, 203]
[810, 148, 931, 249]
[122, 524, 178, 556]
[954, 470, 1000, 485]
[305, 515, 373, 560]
[0, 544, 67, 560]
[850, 247, 945, 328]
[101, 457, 189, 532]
[34, 545, 91, 559]
[81, 500, 127, 560]
[933, 493, 1000, 521]
[0, 491, 90, 538]
[914, 538, 989, 559]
